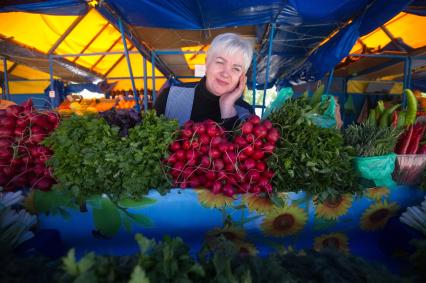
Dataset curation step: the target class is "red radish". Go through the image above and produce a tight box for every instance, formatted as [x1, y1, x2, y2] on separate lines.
[46, 112, 59, 126]
[253, 125, 267, 138]
[209, 148, 221, 159]
[2, 166, 15, 176]
[200, 156, 210, 168]
[245, 134, 255, 143]
[0, 128, 14, 138]
[247, 115, 261, 125]
[190, 140, 200, 149]
[247, 170, 260, 182]
[6, 105, 23, 118]
[212, 181, 222, 194]
[223, 151, 237, 164]
[181, 129, 193, 139]
[0, 116, 16, 128]
[213, 159, 224, 170]
[251, 150, 265, 160]
[205, 170, 216, 181]
[234, 136, 247, 147]
[242, 145, 254, 156]
[251, 186, 262, 194]
[244, 158, 256, 170]
[183, 167, 194, 179]
[183, 120, 194, 129]
[182, 140, 191, 150]
[256, 161, 267, 172]
[193, 123, 206, 134]
[175, 150, 186, 160]
[170, 141, 181, 152]
[266, 128, 280, 143]
[223, 183, 235, 197]
[0, 109, 6, 117]
[189, 176, 201, 188]
[253, 139, 263, 148]
[200, 145, 208, 154]
[33, 176, 55, 191]
[199, 134, 210, 145]
[0, 147, 13, 160]
[0, 138, 12, 147]
[238, 153, 248, 162]
[262, 143, 275, 153]
[241, 122, 253, 134]
[211, 136, 222, 147]
[262, 120, 273, 130]
[224, 163, 234, 171]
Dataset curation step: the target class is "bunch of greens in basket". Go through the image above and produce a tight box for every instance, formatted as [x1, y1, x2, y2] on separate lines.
[267, 97, 359, 201]
[343, 122, 402, 157]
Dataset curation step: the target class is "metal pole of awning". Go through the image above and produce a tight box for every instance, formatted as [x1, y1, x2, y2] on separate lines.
[262, 23, 276, 117]
[48, 55, 55, 109]
[118, 18, 141, 113]
[151, 51, 156, 103]
[2, 57, 10, 101]
[143, 57, 148, 111]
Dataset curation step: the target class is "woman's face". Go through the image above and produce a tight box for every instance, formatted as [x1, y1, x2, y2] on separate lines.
[205, 51, 245, 96]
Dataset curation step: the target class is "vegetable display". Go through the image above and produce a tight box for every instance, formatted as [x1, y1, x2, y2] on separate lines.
[43, 110, 178, 200]
[267, 97, 359, 200]
[0, 99, 59, 191]
[165, 115, 279, 197]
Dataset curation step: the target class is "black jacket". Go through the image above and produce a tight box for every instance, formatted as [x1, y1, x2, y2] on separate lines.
[154, 77, 254, 130]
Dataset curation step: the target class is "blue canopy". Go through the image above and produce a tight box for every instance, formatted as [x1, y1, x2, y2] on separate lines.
[0, 0, 420, 88]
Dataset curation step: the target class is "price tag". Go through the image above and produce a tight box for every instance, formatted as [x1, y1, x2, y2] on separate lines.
[49, 90, 55, 98]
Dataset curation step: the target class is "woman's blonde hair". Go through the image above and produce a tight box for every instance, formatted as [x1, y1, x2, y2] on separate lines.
[206, 33, 254, 73]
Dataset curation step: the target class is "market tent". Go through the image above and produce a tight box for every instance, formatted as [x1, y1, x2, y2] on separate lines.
[0, 7, 167, 96]
[334, 11, 426, 95]
[0, 0, 422, 98]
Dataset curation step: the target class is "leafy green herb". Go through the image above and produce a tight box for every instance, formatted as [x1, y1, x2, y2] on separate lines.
[343, 122, 402, 157]
[267, 97, 359, 200]
[42, 111, 178, 201]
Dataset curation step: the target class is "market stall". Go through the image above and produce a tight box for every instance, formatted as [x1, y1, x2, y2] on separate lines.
[1, 1, 426, 282]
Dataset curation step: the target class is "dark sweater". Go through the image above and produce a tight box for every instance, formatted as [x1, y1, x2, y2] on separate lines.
[154, 77, 254, 130]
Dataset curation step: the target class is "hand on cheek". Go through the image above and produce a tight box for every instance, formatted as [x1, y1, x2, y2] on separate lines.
[219, 75, 247, 119]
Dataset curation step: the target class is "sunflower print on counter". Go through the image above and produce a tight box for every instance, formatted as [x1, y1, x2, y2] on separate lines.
[360, 201, 400, 231]
[197, 189, 234, 208]
[314, 232, 349, 254]
[315, 194, 353, 220]
[205, 226, 257, 256]
[364, 187, 390, 201]
[261, 206, 308, 237]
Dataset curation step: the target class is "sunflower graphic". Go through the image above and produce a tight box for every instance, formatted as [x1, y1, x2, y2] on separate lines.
[314, 233, 349, 254]
[364, 187, 390, 201]
[205, 227, 258, 256]
[315, 194, 353, 220]
[197, 189, 234, 208]
[243, 193, 276, 213]
[261, 206, 307, 237]
[360, 201, 400, 231]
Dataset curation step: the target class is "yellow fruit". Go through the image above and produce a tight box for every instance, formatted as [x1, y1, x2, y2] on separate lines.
[70, 102, 82, 111]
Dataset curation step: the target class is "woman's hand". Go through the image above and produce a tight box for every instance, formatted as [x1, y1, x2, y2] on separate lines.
[219, 75, 247, 119]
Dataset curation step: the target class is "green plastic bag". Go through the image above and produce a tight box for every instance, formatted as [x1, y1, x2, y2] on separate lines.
[306, 95, 337, 128]
[354, 153, 397, 187]
[263, 87, 294, 118]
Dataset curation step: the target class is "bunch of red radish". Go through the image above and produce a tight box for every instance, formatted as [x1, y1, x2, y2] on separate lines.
[0, 99, 59, 191]
[165, 115, 280, 197]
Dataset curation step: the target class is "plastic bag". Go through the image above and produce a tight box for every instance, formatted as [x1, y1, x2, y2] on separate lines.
[354, 153, 397, 187]
[262, 87, 294, 118]
[306, 95, 337, 128]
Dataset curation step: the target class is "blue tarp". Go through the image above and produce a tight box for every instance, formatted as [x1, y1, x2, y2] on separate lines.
[0, 0, 420, 88]
[0, 0, 87, 15]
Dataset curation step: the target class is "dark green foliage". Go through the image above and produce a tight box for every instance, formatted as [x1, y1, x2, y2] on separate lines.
[267, 97, 359, 200]
[42, 111, 179, 201]
[1, 235, 406, 283]
[344, 122, 402, 157]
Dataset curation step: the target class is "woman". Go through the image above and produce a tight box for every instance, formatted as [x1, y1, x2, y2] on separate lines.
[155, 33, 255, 129]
